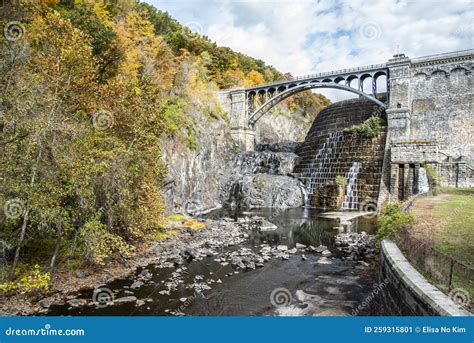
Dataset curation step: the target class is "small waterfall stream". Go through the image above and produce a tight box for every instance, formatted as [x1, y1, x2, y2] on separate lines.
[302, 132, 344, 194]
[299, 181, 310, 207]
[418, 167, 429, 193]
[341, 162, 362, 210]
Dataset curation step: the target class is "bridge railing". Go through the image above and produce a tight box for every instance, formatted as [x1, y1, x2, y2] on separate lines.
[411, 49, 474, 63]
[246, 63, 388, 90]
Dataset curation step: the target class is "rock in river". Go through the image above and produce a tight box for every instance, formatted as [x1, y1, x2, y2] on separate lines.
[67, 299, 87, 308]
[114, 296, 137, 304]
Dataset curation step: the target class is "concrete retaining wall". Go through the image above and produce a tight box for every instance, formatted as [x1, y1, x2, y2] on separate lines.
[379, 240, 470, 316]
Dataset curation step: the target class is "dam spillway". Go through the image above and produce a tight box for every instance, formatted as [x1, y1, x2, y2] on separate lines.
[294, 98, 387, 210]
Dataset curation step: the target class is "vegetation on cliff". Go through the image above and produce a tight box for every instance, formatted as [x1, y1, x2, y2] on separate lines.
[0, 0, 329, 293]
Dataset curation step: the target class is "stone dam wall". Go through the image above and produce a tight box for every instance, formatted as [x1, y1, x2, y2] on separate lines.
[294, 98, 387, 209]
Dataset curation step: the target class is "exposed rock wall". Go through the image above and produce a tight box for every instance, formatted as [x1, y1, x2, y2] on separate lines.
[231, 174, 305, 209]
[255, 108, 314, 144]
[160, 111, 236, 215]
[161, 106, 309, 214]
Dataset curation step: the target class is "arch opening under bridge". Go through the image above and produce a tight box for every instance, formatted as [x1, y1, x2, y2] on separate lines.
[247, 78, 388, 126]
[245, 70, 388, 125]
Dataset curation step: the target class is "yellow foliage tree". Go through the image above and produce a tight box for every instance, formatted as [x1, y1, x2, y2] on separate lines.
[243, 70, 265, 87]
[113, 12, 175, 90]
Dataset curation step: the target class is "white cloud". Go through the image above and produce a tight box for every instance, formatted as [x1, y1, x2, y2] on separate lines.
[146, 0, 473, 102]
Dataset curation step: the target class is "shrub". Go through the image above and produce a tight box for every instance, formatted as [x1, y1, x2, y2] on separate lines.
[335, 175, 346, 187]
[343, 116, 383, 138]
[376, 202, 415, 242]
[79, 219, 135, 266]
[0, 265, 50, 295]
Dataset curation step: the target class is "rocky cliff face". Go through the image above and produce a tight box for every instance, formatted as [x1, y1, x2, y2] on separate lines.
[160, 106, 236, 215]
[161, 105, 307, 214]
[255, 108, 314, 144]
[227, 146, 305, 209]
[161, 89, 325, 214]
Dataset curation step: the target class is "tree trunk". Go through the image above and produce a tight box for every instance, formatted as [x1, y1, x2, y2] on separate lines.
[8, 147, 42, 281]
[8, 208, 29, 281]
[49, 224, 62, 276]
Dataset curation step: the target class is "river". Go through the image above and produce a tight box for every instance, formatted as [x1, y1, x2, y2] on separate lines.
[46, 207, 381, 316]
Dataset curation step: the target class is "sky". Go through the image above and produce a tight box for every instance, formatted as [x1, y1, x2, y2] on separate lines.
[145, 0, 473, 101]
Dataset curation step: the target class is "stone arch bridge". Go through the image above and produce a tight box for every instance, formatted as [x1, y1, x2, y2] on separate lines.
[217, 49, 473, 153]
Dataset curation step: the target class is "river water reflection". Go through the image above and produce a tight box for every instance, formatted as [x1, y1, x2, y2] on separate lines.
[47, 207, 379, 316]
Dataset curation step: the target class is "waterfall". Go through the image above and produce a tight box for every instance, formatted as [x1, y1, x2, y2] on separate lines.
[301, 132, 344, 194]
[299, 181, 310, 207]
[341, 162, 362, 210]
[418, 167, 429, 194]
[228, 181, 243, 209]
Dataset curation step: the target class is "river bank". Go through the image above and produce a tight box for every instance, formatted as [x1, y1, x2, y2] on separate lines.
[0, 208, 380, 316]
[42, 208, 380, 316]
[0, 218, 236, 316]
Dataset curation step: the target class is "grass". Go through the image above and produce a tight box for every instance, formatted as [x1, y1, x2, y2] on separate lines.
[408, 187, 474, 310]
[153, 228, 180, 241]
[433, 188, 474, 267]
[153, 213, 206, 241]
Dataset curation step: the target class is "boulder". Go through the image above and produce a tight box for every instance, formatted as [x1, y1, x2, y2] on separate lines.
[258, 219, 278, 231]
[315, 245, 327, 253]
[114, 296, 137, 304]
[232, 174, 305, 208]
[130, 280, 143, 289]
[38, 299, 51, 309]
[67, 299, 87, 307]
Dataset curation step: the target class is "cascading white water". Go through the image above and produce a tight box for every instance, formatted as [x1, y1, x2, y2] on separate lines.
[341, 162, 362, 210]
[418, 167, 429, 194]
[300, 132, 344, 195]
[299, 181, 310, 207]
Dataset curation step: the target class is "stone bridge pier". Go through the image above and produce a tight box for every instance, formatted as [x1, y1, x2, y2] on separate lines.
[217, 88, 256, 150]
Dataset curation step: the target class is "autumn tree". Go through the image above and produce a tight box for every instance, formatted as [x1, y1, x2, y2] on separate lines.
[243, 70, 265, 87]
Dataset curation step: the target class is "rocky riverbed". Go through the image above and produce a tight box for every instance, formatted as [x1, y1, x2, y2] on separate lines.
[42, 208, 379, 316]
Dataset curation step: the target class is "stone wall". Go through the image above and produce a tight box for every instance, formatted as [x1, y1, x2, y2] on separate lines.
[294, 98, 387, 209]
[438, 161, 474, 188]
[386, 51, 473, 193]
[409, 57, 474, 163]
[378, 240, 470, 316]
[388, 141, 474, 198]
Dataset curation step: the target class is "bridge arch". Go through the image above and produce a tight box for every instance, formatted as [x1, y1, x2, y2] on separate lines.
[248, 81, 387, 126]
